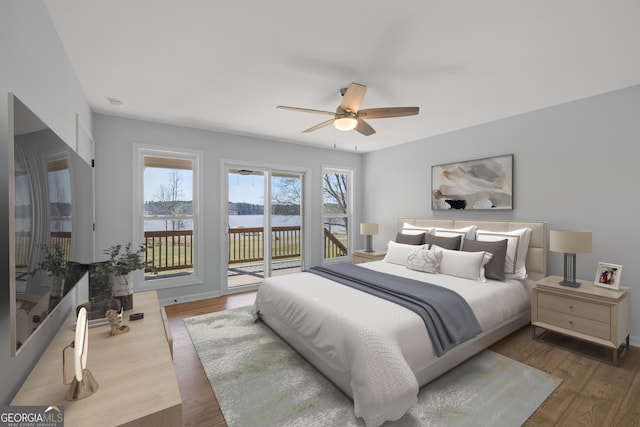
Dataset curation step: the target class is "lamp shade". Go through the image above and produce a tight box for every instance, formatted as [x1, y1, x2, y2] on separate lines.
[360, 223, 379, 235]
[549, 230, 592, 254]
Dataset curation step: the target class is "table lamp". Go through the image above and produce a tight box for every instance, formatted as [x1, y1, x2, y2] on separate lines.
[549, 229, 592, 287]
[360, 223, 379, 253]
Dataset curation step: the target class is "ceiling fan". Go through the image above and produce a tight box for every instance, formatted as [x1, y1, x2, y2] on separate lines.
[277, 83, 419, 136]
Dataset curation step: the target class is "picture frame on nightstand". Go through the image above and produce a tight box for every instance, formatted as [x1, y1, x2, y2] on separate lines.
[595, 262, 622, 290]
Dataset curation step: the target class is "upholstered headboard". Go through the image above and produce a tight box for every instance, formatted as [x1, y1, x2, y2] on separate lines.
[397, 219, 547, 281]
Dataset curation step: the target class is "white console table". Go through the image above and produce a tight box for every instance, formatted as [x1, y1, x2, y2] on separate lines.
[12, 291, 181, 426]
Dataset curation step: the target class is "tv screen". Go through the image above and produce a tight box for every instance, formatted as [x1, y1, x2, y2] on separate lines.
[11, 95, 94, 354]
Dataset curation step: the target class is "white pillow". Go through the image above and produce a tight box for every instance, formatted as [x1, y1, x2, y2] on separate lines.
[476, 228, 531, 279]
[401, 223, 435, 236]
[437, 246, 493, 282]
[383, 241, 426, 266]
[406, 246, 442, 273]
[434, 225, 477, 240]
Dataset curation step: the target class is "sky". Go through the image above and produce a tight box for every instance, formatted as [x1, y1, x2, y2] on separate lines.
[144, 168, 265, 204]
[228, 173, 265, 204]
[144, 168, 193, 201]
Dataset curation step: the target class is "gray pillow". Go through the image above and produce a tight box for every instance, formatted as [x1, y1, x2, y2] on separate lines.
[395, 232, 426, 245]
[425, 234, 462, 250]
[462, 238, 508, 281]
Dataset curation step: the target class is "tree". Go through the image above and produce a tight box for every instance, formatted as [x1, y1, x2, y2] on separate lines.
[323, 172, 349, 234]
[272, 176, 301, 215]
[323, 173, 348, 213]
[154, 169, 186, 230]
[273, 177, 301, 206]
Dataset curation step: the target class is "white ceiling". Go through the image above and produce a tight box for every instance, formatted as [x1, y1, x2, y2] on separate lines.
[43, 0, 640, 153]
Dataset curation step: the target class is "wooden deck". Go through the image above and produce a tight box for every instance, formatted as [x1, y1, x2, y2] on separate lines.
[227, 259, 301, 288]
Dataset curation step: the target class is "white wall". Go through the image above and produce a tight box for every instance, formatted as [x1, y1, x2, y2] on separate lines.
[363, 85, 640, 345]
[0, 1, 92, 403]
[93, 114, 363, 304]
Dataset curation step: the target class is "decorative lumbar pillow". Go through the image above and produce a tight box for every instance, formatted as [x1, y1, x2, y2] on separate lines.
[437, 246, 493, 282]
[407, 246, 442, 273]
[384, 241, 426, 266]
[434, 225, 478, 240]
[425, 234, 462, 250]
[462, 238, 508, 281]
[476, 228, 531, 279]
[395, 232, 426, 245]
[401, 223, 434, 236]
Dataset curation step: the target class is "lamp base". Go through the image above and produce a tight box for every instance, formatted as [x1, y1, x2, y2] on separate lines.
[66, 369, 99, 400]
[560, 252, 581, 287]
[365, 235, 373, 253]
[558, 280, 581, 288]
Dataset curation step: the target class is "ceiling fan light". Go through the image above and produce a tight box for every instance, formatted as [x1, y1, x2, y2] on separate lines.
[334, 117, 357, 131]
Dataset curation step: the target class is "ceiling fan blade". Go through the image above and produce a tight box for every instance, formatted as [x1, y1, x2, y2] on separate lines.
[303, 119, 335, 133]
[340, 83, 367, 112]
[355, 119, 376, 136]
[277, 106, 335, 116]
[358, 107, 419, 119]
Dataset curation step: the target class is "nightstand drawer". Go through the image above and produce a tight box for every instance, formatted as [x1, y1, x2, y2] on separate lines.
[538, 307, 611, 340]
[538, 292, 610, 323]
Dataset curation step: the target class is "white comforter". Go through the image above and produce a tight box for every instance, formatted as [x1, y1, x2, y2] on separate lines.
[251, 261, 531, 426]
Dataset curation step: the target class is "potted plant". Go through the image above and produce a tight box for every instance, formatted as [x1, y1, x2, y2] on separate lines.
[101, 243, 156, 310]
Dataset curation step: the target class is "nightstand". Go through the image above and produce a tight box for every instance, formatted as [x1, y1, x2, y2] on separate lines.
[352, 249, 386, 264]
[531, 275, 631, 365]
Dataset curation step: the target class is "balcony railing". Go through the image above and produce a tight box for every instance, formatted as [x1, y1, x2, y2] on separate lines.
[228, 226, 306, 265]
[17, 226, 349, 275]
[227, 226, 348, 265]
[323, 228, 348, 258]
[144, 230, 193, 272]
[15, 231, 72, 270]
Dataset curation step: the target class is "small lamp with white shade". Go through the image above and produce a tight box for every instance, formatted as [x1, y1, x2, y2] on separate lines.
[549, 229, 592, 287]
[360, 223, 379, 253]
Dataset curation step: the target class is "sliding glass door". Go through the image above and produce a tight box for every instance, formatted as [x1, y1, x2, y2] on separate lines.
[270, 172, 302, 278]
[226, 166, 303, 289]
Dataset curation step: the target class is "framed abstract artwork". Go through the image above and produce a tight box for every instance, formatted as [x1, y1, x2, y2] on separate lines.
[431, 154, 513, 210]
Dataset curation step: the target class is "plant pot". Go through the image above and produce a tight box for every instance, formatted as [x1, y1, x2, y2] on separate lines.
[88, 262, 113, 301]
[86, 262, 119, 320]
[65, 261, 89, 295]
[47, 275, 64, 313]
[113, 273, 134, 311]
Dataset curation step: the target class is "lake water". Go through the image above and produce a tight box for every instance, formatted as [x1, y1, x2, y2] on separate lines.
[19, 215, 303, 233]
[229, 215, 301, 228]
[143, 215, 301, 231]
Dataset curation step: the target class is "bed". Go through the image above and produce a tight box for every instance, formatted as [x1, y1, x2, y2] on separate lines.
[252, 219, 547, 426]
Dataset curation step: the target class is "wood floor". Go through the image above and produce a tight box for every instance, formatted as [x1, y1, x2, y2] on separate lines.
[165, 292, 640, 427]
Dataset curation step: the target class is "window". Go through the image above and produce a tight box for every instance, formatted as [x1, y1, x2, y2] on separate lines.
[322, 168, 352, 260]
[134, 146, 202, 288]
[47, 156, 72, 259]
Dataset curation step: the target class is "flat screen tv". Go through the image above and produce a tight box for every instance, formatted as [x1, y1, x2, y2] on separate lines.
[9, 94, 94, 355]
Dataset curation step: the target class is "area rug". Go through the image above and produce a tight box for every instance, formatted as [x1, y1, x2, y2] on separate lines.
[185, 306, 561, 426]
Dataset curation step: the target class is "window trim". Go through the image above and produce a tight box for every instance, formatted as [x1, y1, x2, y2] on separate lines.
[321, 166, 353, 264]
[133, 143, 204, 290]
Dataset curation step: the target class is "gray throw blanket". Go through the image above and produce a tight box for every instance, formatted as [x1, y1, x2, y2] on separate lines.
[307, 263, 482, 356]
